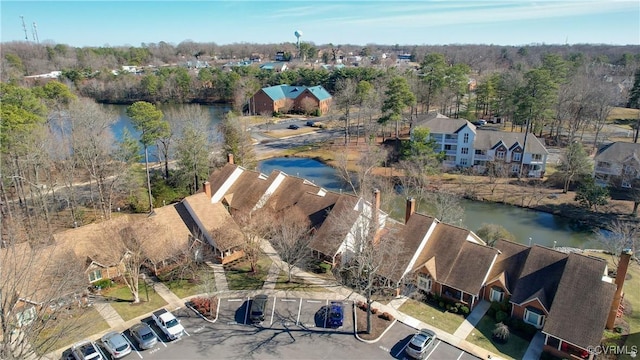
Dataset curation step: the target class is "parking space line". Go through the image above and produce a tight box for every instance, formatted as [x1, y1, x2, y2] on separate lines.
[227, 298, 243, 302]
[244, 297, 250, 325]
[425, 340, 441, 359]
[392, 341, 409, 358]
[306, 300, 321, 303]
[296, 298, 302, 325]
[281, 298, 296, 302]
[123, 334, 142, 358]
[270, 296, 276, 326]
[183, 329, 190, 337]
[147, 326, 167, 348]
[456, 351, 465, 360]
[96, 345, 109, 360]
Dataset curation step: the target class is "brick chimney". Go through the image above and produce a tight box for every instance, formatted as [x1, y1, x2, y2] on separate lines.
[405, 197, 416, 224]
[227, 153, 234, 165]
[373, 188, 381, 229]
[607, 249, 633, 329]
[203, 181, 211, 199]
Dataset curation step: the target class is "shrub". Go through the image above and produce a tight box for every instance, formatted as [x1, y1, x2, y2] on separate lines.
[495, 310, 508, 324]
[319, 262, 332, 273]
[370, 307, 378, 314]
[190, 296, 217, 316]
[459, 305, 470, 316]
[449, 306, 458, 313]
[93, 279, 113, 289]
[379, 312, 395, 321]
[492, 322, 510, 344]
[439, 301, 445, 309]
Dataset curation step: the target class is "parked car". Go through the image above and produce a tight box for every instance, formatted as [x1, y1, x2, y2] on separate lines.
[327, 301, 344, 328]
[100, 331, 131, 359]
[151, 308, 185, 341]
[306, 120, 315, 127]
[250, 294, 268, 323]
[405, 328, 437, 359]
[288, 124, 300, 130]
[129, 323, 158, 350]
[71, 340, 103, 360]
[472, 119, 487, 126]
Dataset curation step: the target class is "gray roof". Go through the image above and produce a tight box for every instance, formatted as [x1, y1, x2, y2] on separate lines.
[543, 253, 615, 349]
[489, 239, 530, 293]
[595, 141, 640, 163]
[474, 130, 548, 155]
[509, 245, 568, 309]
[416, 116, 476, 135]
[413, 111, 450, 128]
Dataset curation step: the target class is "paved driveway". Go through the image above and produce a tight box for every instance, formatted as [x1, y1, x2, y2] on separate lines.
[60, 297, 479, 360]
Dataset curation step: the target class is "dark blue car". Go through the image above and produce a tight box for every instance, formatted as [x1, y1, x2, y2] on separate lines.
[327, 301, 344, 328]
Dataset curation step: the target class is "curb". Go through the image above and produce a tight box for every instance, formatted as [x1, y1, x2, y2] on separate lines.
[185, 297, 220, 324]
[353, 302, 398, 344]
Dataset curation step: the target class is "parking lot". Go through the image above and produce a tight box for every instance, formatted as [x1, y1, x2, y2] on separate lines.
[61, 296, 479, 359]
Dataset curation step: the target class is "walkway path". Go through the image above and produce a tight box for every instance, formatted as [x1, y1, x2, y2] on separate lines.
[93, 303, 125, 329]
[205, 260, 229, 292]
[523, 332, 545, 360]
[453, 300, 490, 338]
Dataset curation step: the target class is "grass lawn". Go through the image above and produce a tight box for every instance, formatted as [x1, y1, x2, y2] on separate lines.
[36, 307, 109, 355]
[608, 107, 640, 121]
[224, 255, 273, 290]
[466, 315, 529, 360]
[102, 283, 168, 321]
[160, 265, 217, 299]
[273, 271, 330, 292]
[398, 298, 465, 334]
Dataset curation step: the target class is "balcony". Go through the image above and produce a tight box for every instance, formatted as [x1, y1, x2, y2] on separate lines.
[443, 137, 458, 144]
[443, 160, 456, 168]
[474, 154, 488, 160]
[445, 150, 458, 155]
[594, 166, 618, 175]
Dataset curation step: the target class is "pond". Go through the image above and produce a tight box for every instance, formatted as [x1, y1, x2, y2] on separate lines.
[257, 157, 598, 249]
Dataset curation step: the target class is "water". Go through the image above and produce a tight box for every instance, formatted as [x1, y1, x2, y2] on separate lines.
[257, 157, 598, 249]
[104, 103, 230, 162]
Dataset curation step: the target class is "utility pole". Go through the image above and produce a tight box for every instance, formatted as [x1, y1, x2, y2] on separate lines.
[32, 22, 39, 44]
[20, 16, 28, 41]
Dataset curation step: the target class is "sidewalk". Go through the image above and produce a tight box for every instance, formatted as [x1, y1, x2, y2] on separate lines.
[45, 243, 514, 360]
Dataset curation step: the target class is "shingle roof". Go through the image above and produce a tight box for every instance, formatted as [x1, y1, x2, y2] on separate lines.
[309, 194, 360, 257]
[413, 111, 450, 128]
[509, 245, 568, 309]
[181, 193, 244, 251]
[488, 239, 531, 293]
[379, 213, 436, 282]
[224, 169, 277, 213]
[206, 163, 239, 196]
[412, 223, 499, 295]
[136, 204, 194, 264]
[475, 130, 548, 154]
[543, 253, 616, 349]
[595, 142, 640, 163]
[418, 117, 476, 134]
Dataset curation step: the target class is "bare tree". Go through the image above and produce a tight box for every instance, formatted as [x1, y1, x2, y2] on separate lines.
[222, 209, 271, 274]
[334, 79, 358, 145]
[299, 97, 317, 116]
[428, 191, 465, 226]
[263, 207, 313, 282]
[1, 219, 89, 359]
[330, 191, 404, 334]
[596, 220, 639, 267]
[335, 142, 388, 196]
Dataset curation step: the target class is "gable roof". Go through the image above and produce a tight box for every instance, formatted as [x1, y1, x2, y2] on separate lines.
[379, 213, 436, 282]
[595, 141, 640, 163]
[135, 204, 194, 264]
[206, 163, 239, 196]
[181, 192, 244, 251]
[223, 169, 278, 213]
[412, 223, 499, 295]
[509, 245, 568, 310]
[475, 130, 548, 154]
[309, 194, 360, 257]
[488, 239, 530, 293]
[260, 84, 331, 102]
[543, 253, 616, 349]
[417, 116, 476, 135]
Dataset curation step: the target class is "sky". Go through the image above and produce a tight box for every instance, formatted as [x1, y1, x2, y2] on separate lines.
[1, 1, 639, 47]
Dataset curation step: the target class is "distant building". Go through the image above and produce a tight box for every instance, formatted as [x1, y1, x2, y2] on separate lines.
[248, 84, 332, 115]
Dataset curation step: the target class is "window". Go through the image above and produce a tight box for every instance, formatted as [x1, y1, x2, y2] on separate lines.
[463, 133, 469, 143]
[524, 307, 545, 328]
[511, 164, 520, 173]
[460, 159, 468, 166]
[461, 147, 469, 155]
[622, 179, 632, 188]
[531, 154, 542, 161]
[89, 269, 102, 283]
[512, 152, 522, 161]
[496, 151, 506, 160]
[624, 165, 636, 175]
[17, 306, 36, 327]
[475, 149, 483, 155]
[417, 274, 432, 292]
[490, 287, 504, 302]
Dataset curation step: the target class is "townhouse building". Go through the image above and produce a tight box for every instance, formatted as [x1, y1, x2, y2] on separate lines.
[413, 112, 548, 177]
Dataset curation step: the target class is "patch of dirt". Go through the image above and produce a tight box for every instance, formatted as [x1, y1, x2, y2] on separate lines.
[354, 304, 395, 341]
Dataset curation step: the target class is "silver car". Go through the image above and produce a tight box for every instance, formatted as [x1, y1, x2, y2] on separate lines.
[130, 323, 158, 350]
[405, 328, 436, 359]
[71, 340, 103, 360]
[100, 331, 131, 359]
